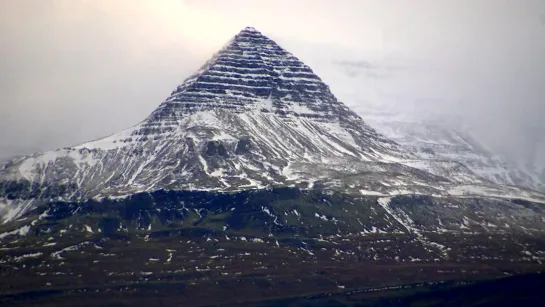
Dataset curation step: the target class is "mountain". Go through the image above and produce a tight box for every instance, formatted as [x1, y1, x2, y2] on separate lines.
[2, 26, 528, 224]
[362, 111, 545, 193]
[0, 27, 416, 222]
[1, 27, 545, 306]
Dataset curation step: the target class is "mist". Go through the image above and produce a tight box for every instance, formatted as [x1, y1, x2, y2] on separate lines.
[1, 0, 544, 170]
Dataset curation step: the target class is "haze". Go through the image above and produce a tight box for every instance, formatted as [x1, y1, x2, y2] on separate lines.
[1, 0, 544, 170]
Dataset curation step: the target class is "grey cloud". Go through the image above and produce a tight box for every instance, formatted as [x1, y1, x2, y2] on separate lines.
[332, 60, 391, 79]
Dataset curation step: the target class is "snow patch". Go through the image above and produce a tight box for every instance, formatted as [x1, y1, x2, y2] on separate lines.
[0, 225, 30, 240]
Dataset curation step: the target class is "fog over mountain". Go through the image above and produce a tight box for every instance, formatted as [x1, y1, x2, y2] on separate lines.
[1, 0, 544, 174]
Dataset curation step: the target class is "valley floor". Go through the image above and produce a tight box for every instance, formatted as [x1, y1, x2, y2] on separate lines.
[1, 233, 544, 307]
[1, 265, 544, 306]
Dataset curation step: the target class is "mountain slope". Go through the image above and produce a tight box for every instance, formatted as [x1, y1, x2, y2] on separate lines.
[362, 112, 545, 193]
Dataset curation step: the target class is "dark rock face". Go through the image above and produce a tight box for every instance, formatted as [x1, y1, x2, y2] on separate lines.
[235, 139, 252, 155]
[205, 141, 229, 157]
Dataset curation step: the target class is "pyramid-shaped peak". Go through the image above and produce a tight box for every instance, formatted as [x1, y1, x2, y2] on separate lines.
[240, 26, 261, 34]
[231, 26, 272, 45]
[145, 25, 362, 133]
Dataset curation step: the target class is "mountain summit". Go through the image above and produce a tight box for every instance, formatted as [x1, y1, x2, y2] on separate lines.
[0, 27, 542, 223]
[132, 26, 396, 144]
[155, 26, 353, 118]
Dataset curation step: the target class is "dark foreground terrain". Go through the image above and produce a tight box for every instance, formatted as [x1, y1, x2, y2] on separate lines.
[1, 188, 544, 306]
[252, 273, 545, 307]
[2, 273, 544, 306]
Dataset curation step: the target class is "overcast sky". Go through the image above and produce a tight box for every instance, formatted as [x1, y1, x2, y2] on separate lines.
[1, 0, 545, 167]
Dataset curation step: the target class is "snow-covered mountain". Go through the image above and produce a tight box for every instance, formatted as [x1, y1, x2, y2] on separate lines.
[0, 27, 543, 224]
[361, 111, 545, 193]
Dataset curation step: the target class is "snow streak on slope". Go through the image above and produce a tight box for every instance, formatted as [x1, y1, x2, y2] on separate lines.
[377, 197, 449, 258]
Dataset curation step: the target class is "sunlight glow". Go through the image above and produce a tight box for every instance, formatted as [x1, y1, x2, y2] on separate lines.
[86, 0, 243, 54]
